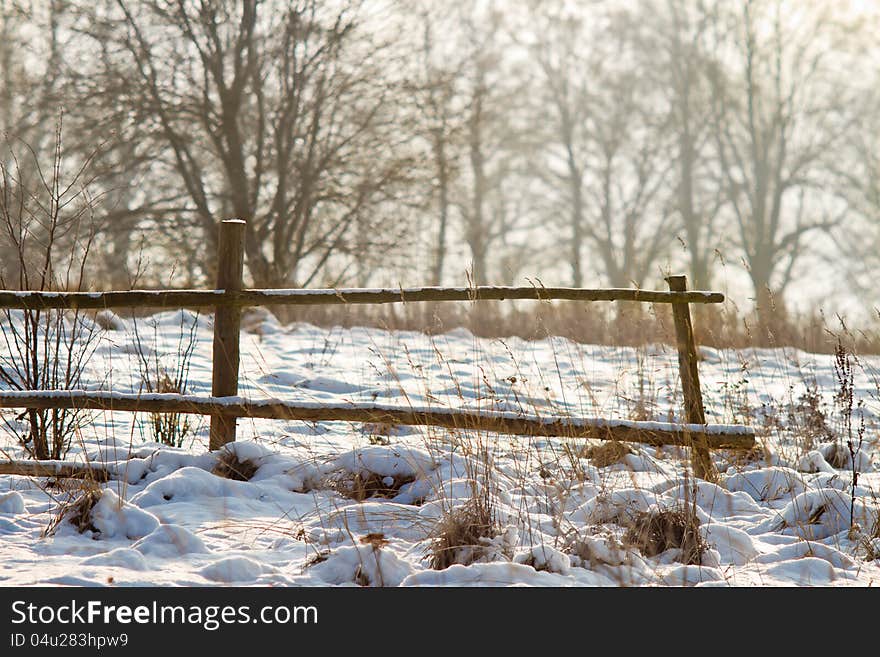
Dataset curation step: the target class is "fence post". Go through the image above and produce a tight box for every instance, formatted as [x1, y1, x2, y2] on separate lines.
[665, 274, 716, 480]
[209, 219, 246, 450]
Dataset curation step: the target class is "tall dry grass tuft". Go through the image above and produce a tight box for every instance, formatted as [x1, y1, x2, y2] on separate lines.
[43, 478, 103, 536]
[212, 449, 261, 482]
[622, 503, 707, 566]
[581, 440, 634, 468]
[427, 426, 509, 570]
[831, 339, 868, 534]
[427, 487, 500, 570]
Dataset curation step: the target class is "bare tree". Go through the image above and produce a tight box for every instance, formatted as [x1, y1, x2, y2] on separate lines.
[407, 6, 466, 286]
[526, 3, 674, 288]
[0, 2, 24, 134]
[451, 3, 531, 287]
[638, 0, 727, 290]
[829, 80, 880, 306]
[0, 2, 63, 163]
[0, 3, 161, 289]
[706, 0, 859, 321]
[74, 0, 416, 288]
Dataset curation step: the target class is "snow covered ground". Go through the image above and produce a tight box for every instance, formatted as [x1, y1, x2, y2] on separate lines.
[1, 308, 878, 586]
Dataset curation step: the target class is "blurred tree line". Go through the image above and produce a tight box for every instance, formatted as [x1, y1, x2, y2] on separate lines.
[1, 0, 877, 326]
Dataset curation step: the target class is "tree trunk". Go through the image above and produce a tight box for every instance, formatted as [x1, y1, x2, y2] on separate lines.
[107, 226, 132, 289]
[567, 146, 584, 288]
[749, 261, 786, 345]
[469, 235, 489, 287]
[468, 86, 489, 287]
[432, 134, 450, 286]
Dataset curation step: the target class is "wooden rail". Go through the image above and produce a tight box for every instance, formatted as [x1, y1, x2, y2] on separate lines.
[0, 219, 742, 480]
[0, 390, 756, 451]
[0, 286, 724, 310]
[0, 459, 111, 481]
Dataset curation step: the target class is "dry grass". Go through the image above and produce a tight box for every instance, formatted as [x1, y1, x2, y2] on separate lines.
[360, 532, 390, 549]
[724, 442, 768, 469]
[131, 313, 199, 448]
[787, 383, 834, 450]
[854, 512, 880, 561]
[324, 470, 417, 502]
[623, 505, 707, 565]
[147, 374, 194, 448]
[44, 482, 103, 536]
[212, 451, 261, 481]
[238, 295, 880, 353]
[821, 442, 850, 469]
[581, 440, 635, 468]
[428, 493, 499, 570]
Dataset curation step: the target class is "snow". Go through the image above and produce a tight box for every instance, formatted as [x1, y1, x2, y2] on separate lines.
[0, 491, 25, 514]
[307, 503, 428, 544]
[88, 489, 160, 540]
[660, 565, 726, 586]
[0, 315, 878, 586]
[82, 548, 150, 571]
[723, 467, 807, 502]
[331, 445, 437, 479]
[132, 524, 210, 558]
[200, 557, 266, 584]
[307, 545, 415, 586]
[766, 488, 876, 540]
[514, 544, 572, 575]
[94, 309, 127, 331]
[701, 523, 759, 565]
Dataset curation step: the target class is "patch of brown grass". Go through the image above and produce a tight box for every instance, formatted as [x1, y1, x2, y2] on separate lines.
[785, 383, 833, 452]
[623, 506, 707, 565]
[147, 374, 194, 448]
[427, 494, 498, 570]
[857, 513, 880, 561]
[44, 482, 103, 536]
[581, 441, 634, 468]
[212, 451, 261, 482]
[326, 471, 416, 502]
[723, 442, 768, 470]
[363, 422, 399, 445]
[360, 533, 390, 549]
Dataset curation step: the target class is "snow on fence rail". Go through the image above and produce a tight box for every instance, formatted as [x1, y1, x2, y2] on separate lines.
[0, 390, 756, 451]
[0, 219, 746, 480]
[0, 286, 724, 309]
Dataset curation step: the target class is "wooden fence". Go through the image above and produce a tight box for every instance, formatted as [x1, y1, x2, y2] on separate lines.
[0, 219, 754, 479]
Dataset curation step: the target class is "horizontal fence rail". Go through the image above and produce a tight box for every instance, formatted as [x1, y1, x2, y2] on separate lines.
[0, 219, 741, 481]
[0, 390, 756, 451]
[0, 286, 725, 311]
[0, 459, 111, 481]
